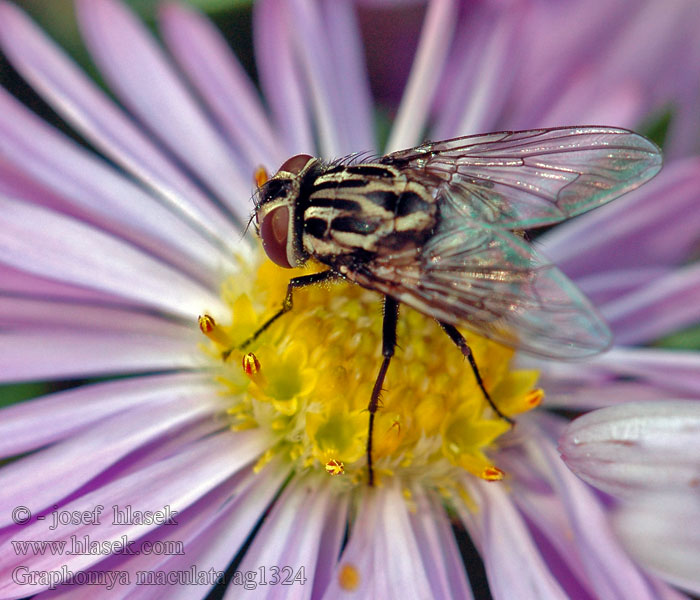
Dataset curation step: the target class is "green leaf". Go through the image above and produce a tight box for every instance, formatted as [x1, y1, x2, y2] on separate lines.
[0, 382, 49, 408]
[654, 323, 700, 351]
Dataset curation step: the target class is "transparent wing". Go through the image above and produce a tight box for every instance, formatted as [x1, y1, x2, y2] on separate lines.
[381, 126, 662, 229]
[351, 214, 612, 359]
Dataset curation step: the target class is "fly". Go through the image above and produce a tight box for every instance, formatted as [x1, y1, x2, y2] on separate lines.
[235, 126, 662, 485]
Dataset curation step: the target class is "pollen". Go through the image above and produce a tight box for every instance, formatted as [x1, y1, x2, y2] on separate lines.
[201, 252, 541, 492]
[338, 563, 360, 591]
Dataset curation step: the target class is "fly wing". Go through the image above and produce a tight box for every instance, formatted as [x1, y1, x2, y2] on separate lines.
[381, 127, 662, 229]
[351, 212, 612, 359]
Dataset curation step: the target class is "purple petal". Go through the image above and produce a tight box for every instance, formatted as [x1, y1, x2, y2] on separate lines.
[527, 429, 658, 600]
[559, 401, 700, 499]
[323, 482, 434, 599]
[409, 486, 473, 599]
[159, 2, 284, 170]
[0, 373, 213, 457]
[254, 0, 314, 154]
[55, 463, 289, 599]
[614, 494, 700, 595]
[573, 267, 670, 307]
[0, 1, 240, 243]
[386, 0, 457, 151]
[601, 263, 700, 345]
[321, 0, 375, 153]
[234, 475, 349, 599]
[432, 2, 525, 138]
[0, 88, 234, 285]
[0, 198, 225, 318]
[0, 382, 222, 527]
[74, 0, 251, 219]
[0, 329, 198, 383]
[0, 430, 268, 597]
[457, 478, 568, 600]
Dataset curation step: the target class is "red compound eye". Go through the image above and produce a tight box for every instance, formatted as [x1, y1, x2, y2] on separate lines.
[259, 206, 292, 268]
[278, 154, 313, 175]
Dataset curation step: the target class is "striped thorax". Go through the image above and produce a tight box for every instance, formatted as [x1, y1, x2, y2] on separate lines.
[256, 154, 438, 276]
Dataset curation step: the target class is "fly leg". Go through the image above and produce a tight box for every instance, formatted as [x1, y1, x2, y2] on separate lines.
[367, 296, 399, 486]
[223, 270, 337, 359]
[437, 321, 514, 425]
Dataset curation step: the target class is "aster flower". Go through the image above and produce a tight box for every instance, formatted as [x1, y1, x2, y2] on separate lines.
[0, 1, 699, 599]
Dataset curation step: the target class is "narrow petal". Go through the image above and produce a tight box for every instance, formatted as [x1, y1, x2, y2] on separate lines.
[433, 2, 524, 138]
[602, 263, 700, 345]
[409, 487, 473, 600]
[527, 430, 659, 600]
[573, 267, 670, 307]
[323, 482, 433, 599]
[254, 0, 314, 154]
[75, 0, 251, 219]
[0, 329, 198, 383]
[234, 476, 349, 599]
[559, 401, 700, 499]
[159, 2, 284, 169]
[0, 198, 225, 319]
[386, 0, 457, 151]
[0, 88, 233, 285]
[457, 479, 568, 600]
[0, 373, 213, 457]
[48, 462, 289, 599]
[322, 0, 375, 152]
[614, 495, 700, 595]
[0, 430, 268, 597]
[0, 384, 222, 526]
[0, 1, 240, 244]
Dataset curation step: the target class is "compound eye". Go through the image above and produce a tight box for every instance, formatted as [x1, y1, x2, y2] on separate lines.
[259, 206, 292, 268]
[278, 154, 313, 175]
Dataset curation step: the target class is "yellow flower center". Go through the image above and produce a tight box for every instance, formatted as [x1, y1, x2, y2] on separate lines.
[200, 250, 541, 489]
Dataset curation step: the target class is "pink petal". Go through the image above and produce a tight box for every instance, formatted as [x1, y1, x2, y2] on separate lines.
[158, 2, 284, 170]
[74, 0, 250, 219]
[0, 329, 198, 383]
[559, 401, 700, 499]
[254, 0, 314, 154]
[602, 263, 700, 345]
[323, 482, 434, 599]
[386, 0, 457, 151]
[0, 430, 268, 597]
[0, 373, 213, 457]
[0, 382, 222, 527]
[0, 88, 233, 285]
[457, 478, 568, 600]
[614, 494, 700, 595]
[527, 430, 658, 600]
[234, 475, 349, 598]
[409, 486, 473, 599]
[433, 2, 525, 138]
[0, 1, 239, 243]
[0, 198, 225, 318]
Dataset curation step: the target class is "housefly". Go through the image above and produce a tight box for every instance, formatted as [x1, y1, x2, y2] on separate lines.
[239, 126, 662, 484]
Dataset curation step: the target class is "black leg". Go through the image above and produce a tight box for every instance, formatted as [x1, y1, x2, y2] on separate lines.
[223, 270, 337, 359]
[438, 321, 514, 425]
[367, 296, 399, 486]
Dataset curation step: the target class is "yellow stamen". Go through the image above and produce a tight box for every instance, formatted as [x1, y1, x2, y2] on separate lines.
[481, 466, 505, 481]
[254, 165, 269, 188]
[198, 314, 232, 347]
[242, 352, 261, 376]
[325, 459, 345, 476]
[202, 253, 542, 490]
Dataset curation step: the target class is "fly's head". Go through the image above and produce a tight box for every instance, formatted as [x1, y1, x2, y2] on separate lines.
[255, 154, 319, 269]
